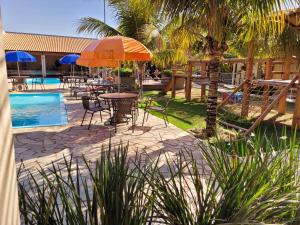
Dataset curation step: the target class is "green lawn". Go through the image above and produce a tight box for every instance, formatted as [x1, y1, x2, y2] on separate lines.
[140, 91, 300, 140]
[140, 91, 207, 131]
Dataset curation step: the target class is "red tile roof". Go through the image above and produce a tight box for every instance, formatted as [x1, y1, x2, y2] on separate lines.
[4, 32, 96, 53]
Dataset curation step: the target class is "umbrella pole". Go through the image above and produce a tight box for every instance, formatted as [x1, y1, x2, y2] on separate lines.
[17, 62, 20, 77]
[141, 63, 144, 98]
[118, 61, 120, 93]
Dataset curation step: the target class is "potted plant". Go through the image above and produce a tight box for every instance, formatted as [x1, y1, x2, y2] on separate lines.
[114, 67, 135, 90]
[162, 69, 172, 78]
[161, 69, 185, 90]
[161, 69, 172, 85]
[119, 67, 133, 77]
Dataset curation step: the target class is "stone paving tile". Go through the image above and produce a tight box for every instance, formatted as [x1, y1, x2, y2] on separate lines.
[13, 86, 210, 175]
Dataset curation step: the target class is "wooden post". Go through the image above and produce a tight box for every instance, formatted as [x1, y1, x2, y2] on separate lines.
[200, 62, 207, 101]
[171, 66, 176, 98]
[232, 63, 236, 85]
[137, 62, 144, 97]
[261, 58, 273, 113]
[185, 62, 192, 101]
[278, 55, 292, 114]
[241, 39, 255, 117]
[292, 72, 300, 128]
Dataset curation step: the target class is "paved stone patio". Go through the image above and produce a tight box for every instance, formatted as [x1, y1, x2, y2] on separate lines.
[13, 85, 208, 173]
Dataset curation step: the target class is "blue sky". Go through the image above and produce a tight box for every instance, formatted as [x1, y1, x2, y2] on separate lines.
[1, 0, 298, 38]
[1, 0, 117, 38]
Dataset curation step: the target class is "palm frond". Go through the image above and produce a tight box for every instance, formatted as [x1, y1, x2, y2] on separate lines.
[116, 0, 157, 41]
[275, 26, 300, 59]
[142, 24, 165, 50]
[77, 17, 121, 37]
[152, 49, 187, 68]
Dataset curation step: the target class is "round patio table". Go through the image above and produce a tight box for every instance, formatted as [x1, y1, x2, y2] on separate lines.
[98, 92, 138, 124]
[99, 92, 138, 100]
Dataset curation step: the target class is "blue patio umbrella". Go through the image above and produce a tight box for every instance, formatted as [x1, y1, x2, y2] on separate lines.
[59, 54, 80, 76]
[6, 51, 37, 76]
[59, 54, 80, 64]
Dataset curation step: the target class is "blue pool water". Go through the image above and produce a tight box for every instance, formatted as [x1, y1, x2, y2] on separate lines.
[10, 93, 68, 128]
[26, 78, 61, 85]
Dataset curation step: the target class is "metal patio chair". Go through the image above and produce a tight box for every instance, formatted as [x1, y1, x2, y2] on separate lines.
[59, 76, 69, 89]
[81, 96, 111, 129]
[142, 97, 170, 127]
[111, 98, 137, 132]
[31, 77, 45, 90]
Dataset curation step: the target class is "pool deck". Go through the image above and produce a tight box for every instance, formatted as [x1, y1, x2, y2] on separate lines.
[12, 85, 209, 174]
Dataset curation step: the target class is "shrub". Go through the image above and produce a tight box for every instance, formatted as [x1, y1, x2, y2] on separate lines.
[162, 69, 172, 77]
[114, 68, 133, 77]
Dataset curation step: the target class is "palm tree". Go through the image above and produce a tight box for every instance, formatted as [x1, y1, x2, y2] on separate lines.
[77, 0, 197, 68]
[78, 0, 166, 55]
[151, 0, 294, 137]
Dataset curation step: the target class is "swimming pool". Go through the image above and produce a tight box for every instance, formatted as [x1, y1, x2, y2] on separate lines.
[26, 78, 61, 85]
[10, 93, 68, 128]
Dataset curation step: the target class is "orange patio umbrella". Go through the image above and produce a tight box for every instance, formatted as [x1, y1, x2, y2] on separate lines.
[77, 58, 119, 68]
[76, 36, 153, 92]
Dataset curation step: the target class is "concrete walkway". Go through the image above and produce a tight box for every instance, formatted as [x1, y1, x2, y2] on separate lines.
[13, 86, 208, 173]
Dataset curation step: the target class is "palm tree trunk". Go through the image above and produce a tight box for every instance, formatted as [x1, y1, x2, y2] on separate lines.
[205, 57, 220, 137]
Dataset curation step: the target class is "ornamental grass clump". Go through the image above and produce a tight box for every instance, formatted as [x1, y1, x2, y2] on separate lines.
[18, 143, 153, 225]
[18, 132, 300, 225]
[199, 131, 300, 224]
[143, 132, 300, 225]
